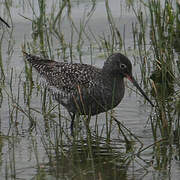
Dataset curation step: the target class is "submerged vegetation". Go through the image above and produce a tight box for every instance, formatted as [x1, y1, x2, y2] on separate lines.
[0, 0, 179, 179]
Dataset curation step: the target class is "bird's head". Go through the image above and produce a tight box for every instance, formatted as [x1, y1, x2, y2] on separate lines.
[103, 53, 133, 78]
[103, 53, 154, 107]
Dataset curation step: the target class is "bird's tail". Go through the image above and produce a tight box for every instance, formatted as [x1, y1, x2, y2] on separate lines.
[22, 48, 42, 64]
[22, 47, 56, 73]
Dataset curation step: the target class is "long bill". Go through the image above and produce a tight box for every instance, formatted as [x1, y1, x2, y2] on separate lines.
[126, 75, 154, 107]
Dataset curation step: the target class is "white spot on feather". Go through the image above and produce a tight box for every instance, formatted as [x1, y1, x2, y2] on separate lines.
[39, 75, 70, 105]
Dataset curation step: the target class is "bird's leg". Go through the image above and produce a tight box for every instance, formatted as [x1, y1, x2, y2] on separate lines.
[69, 113, 75, 136]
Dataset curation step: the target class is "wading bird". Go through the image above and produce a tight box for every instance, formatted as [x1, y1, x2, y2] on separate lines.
[23, 52, 154, 134]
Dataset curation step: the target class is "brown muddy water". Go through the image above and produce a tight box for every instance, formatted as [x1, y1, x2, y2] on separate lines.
[0, 0, 180, 179]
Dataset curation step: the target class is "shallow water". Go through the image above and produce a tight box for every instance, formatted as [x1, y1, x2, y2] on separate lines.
[0, 0, 179, 179]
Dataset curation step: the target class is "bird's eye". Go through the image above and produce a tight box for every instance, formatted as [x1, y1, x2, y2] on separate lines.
[120, 63, 127, 69]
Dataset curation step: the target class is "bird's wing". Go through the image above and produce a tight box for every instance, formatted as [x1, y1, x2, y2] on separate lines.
[24, 52, 102, 97]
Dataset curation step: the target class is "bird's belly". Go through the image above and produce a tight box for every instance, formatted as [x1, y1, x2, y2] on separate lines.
[50, 82, 125, 116]
[89, 88, 125, 115]
[64, 87, 125, 116]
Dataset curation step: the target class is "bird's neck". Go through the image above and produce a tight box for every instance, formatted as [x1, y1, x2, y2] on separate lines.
[101, 72, 125, 108]
[102, 70, 124, 90]
[101, 62, 125, 93]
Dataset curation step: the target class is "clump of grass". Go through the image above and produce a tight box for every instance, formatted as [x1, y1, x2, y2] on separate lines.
[148, 0, 179, 141]
[98, 0, 123, 56]
[131, 0, 180, 145]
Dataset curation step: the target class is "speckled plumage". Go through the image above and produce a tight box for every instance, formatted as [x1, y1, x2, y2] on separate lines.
[23, 52, 153, 134]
